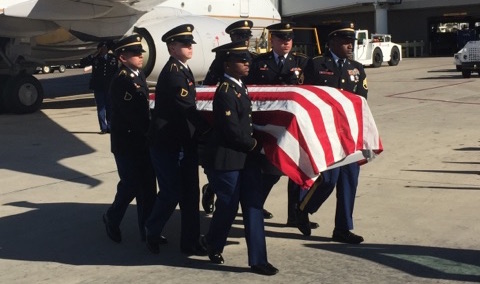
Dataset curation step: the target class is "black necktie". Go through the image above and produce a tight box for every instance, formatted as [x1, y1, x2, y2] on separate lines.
[278, 57, 284, 70]
[338, 59, 344, 72]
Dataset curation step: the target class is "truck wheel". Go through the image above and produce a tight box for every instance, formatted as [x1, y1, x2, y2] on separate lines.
[42, 66, 51, 74]
[59, 65, 66, 73]
[3, 74, 44, 113]
[372, 48, 383, 67]
[388, 46, 400, 66]
[461, 70, 471, 78]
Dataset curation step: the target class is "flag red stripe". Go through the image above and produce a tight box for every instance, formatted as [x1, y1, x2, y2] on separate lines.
[195, 85, 382, 188]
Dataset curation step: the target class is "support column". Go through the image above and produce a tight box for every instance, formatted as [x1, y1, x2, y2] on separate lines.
[374, 3, 388, 34]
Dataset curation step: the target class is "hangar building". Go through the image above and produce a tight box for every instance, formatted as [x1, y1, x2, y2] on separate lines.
[271, 0, 480, 56]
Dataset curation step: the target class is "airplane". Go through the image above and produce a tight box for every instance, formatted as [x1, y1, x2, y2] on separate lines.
[0, 0, 281, 114]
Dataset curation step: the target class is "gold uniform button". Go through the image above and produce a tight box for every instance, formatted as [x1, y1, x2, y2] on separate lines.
[341, 79, 345, 83]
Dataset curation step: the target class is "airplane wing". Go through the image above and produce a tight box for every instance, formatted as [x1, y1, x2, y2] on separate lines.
[0, 0, 281, 114]
[0, 0, 167, 39]
[0, 0, 163, 19]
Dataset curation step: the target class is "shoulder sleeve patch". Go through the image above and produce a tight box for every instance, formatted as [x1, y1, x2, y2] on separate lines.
[180, 88, 188, 97]
[363, 78, 368, 90]
[124, 91, 132, 101]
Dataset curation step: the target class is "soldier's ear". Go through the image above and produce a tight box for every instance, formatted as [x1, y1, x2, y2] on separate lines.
[117, 53, 128, 63]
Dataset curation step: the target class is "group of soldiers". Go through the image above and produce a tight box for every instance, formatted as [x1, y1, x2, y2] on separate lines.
[100, 19, 368, 276]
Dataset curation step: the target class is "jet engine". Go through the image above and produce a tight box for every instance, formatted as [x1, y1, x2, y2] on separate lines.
[133, 15, 231, 84]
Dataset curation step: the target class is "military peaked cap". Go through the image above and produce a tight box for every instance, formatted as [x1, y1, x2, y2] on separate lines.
[226, 20, 253, 38]
[267, 22, 295, 40]
[328, 21, 356, 40]
[97, 41, 106, 49]
[162, 24, 196, 44]
[212, 41, 251, 62]
[114, 34, 145, 54]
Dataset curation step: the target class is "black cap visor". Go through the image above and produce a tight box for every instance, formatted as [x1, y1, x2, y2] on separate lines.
[272, 32, 294, 41]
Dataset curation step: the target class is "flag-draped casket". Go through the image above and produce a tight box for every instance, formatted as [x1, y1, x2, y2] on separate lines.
[195, 85, 383, 189]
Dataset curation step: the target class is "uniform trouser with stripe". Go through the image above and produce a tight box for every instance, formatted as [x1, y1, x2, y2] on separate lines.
[93, 89, 111, 132]
[145, 146, 201, 249]
[107, 151, 156, 239]
[299, 163, 360, 231]
[205, 161, 268, 266]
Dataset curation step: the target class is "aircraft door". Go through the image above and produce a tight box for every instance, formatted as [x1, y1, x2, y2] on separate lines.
[240, 0, 249, 17]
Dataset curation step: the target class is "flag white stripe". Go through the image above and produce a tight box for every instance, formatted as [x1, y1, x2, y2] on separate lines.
[254, 124, 318, 179]
[195, 86, 382, 187]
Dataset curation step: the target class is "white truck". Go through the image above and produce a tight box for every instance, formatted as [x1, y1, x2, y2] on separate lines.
[354, 30, 402, 67]
[454, 40, 480, 78]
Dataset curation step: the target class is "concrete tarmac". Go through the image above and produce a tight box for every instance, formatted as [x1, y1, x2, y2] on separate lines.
[1, 57, 479, 283]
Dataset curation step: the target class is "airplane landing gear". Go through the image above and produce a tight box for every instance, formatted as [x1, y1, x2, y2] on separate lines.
[1, 74, 44, 114]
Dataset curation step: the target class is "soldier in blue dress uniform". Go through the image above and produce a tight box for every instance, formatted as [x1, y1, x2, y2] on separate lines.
[246, 22, 319, 231]
[80, 40, 118, 133]
[203, 20, 254, 86]
[200, 40, 278, 276]
[102, 34, 158, 244]
[145, 24, 210, 255]
[296, 21, 368, 243]
[201, 19, 274, 220]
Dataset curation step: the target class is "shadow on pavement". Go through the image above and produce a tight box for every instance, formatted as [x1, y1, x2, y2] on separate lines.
[306, 242, 480, 282]
[0, 201, 249, 273]
[0, 111, 101, 188]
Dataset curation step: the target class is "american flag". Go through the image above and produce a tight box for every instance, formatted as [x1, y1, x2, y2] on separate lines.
[196, 85, 383, 189]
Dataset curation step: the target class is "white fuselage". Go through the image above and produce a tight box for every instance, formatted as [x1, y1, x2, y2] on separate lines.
[0, 0, 281, 81]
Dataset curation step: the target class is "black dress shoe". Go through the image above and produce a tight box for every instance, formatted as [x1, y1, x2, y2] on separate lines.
[285, 220, 319, 229]
[250, 263, 279, 276]
[142, 235, 167, 244]
[332, 230, 364, 244]
[145, 235, 161, 254]
[158, 235, 168, 244]
[295, 208, 311, 236]
[102, 213, 121, 243]
[263, 209, 274, 219]
[181, 239, 208, 256]
[201, 184, 215, 215]
[200, 236, 224, 264]
[208, 252, 224, 264]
